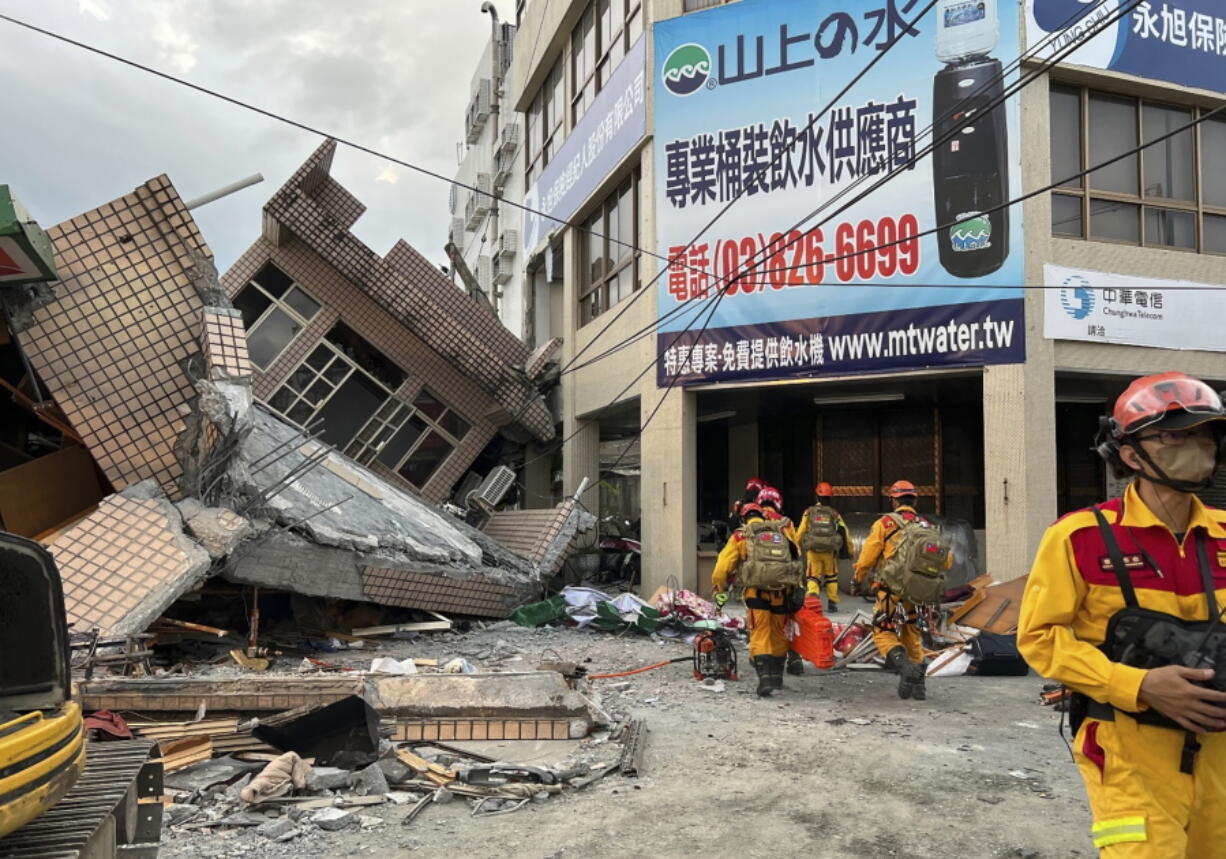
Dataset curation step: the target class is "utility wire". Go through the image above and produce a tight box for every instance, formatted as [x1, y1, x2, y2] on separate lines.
[561, 0, 1155, 376]
[524, 0, 1218, 474]
[554, 0, 1139, 376]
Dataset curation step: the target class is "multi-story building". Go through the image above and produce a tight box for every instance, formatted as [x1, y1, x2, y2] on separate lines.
[509, 0, 1226, 597]
[448, 8, 538, 345]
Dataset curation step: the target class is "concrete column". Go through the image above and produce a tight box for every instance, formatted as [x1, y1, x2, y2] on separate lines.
[639, 384, 698, 596]
[982, 290, 1057, 580]
[561, 418, 600, 521]
[727, 420, 759, 509]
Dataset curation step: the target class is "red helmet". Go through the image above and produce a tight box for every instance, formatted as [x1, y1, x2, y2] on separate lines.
[745, 477, 766, 492]
[815, 481, 833, 497]
[887, 480, 918, 498]
[756, 487, 783, 509]
[739, 503, 764, 520]
[1109, 372, 1225, 438]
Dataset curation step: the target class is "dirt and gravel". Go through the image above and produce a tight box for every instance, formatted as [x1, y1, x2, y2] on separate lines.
[157, 609, 1094, 858]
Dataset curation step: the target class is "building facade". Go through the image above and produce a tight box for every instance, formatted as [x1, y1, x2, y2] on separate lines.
[223, 140, 556, 506]
[510, 0, 1226, 596]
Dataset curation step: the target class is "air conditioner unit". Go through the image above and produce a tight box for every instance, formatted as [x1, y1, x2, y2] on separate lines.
[493, 147, 512, 188]
[496, 23, 516, 76]
[465, 79, 492, 144]
[449, 217, 466, 244]
[466, 465, 516, 512]
[494, 230, 518, 263]
[465, 192, 490, 230]
[477, 255, 493, 293]
[493, 254, 514, 286]
[497, 122, 520, 158]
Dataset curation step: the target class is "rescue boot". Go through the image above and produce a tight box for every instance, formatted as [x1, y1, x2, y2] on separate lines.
[752, 655, 774, 697]
[884, 646, 915, 699]
[826, 599, 839, 614]
[911, 663, 929, 701]
[768, 656, 786, 691]
[786, 650, 805, 676]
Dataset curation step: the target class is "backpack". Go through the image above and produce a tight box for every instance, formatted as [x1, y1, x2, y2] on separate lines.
[800, 504, 843, 553]
[877, 512, 951, 604]
[738, 518, 803, 590]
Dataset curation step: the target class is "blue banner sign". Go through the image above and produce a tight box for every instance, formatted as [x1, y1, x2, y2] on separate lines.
[653, 0, 1026, 387]
[522, 36, 647, 254]
[1026, 0, 1226, 94]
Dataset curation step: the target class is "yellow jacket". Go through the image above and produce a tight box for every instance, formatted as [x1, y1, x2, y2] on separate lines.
[711, 515, 801, 592]
[854, 505, 955, 583]
[1017, 482, 1226, 712]
[796, 504, 854, 555]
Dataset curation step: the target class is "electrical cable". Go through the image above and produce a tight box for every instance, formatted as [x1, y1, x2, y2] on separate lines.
[533, 12, 1226, 475]
[547, 0, 943, 379]
[559, 0, 1154, 376]
[517, 0, 1168, 472]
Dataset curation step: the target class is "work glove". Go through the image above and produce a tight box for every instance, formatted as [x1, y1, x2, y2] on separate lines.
[849, 579, 862, 597]
[714, 591, 729, 609]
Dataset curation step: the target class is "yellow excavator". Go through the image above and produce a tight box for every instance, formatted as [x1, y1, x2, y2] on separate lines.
[0, 531, 162, 857]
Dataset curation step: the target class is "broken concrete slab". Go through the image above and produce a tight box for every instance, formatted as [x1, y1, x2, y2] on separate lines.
[80, 674, 364, 714]
[353, 763, 390, 797]
[309, 807, 356, 831]
[482, 498, 596, 578]
[182, 505, 252, 559]
[51, 483, 211, 635]
[363, 671, 590, 724]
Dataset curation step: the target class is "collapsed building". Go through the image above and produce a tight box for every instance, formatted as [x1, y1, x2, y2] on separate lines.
[0, 142, 588, 639]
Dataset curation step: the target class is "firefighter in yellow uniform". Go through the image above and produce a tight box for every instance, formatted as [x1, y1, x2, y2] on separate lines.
[1018, 373, 1226, 857]
[712, 501, 802, 697]
[755, 487, 810, 676]
[797, 481, 854, 614]
[853, 480, 951, 700]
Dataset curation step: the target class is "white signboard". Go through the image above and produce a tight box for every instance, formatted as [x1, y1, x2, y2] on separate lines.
[1044, 263, 1226, 352]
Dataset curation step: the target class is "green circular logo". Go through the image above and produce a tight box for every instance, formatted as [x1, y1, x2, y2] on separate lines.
[662, 43, 711, 96]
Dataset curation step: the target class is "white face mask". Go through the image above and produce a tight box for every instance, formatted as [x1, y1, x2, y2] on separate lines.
[1145, 435, 1218, 484]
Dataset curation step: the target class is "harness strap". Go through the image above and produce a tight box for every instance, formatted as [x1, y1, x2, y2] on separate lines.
[1091, 506, 1139, 609]
[1195, 532, 1215, 621]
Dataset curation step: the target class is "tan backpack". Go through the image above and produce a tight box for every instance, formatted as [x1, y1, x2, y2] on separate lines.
[738, 518, 803, 590]
[877, 513, 951, 604]
[800, 504, 843, 553]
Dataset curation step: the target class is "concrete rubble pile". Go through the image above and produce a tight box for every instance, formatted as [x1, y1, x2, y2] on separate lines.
[0, 172, 591, 645]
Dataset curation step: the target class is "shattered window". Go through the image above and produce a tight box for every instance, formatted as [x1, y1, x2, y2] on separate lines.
[234, 262, 321, 370]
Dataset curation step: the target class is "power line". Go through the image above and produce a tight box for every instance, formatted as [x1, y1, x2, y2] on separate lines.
[550, 0, 943, 379]
[562, 0, 1154, 375]
[541, 0, 1219, 476]
[556, 0, 1139, 376]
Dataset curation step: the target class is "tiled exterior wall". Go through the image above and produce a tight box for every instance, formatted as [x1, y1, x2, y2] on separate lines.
[52, 495, 202, 634]
[21, 175, 210, 498]
[201, 308, 253, 379]
[362, 567, 517, 618]
[222, 236, 498, 503]
[236, 140, 553, 440]
[483, 504, 571, 569]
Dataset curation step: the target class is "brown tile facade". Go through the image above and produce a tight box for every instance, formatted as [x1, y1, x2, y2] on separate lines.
[201, 308, 253, 379]
[483, 504, 572, 568]
[223, 237, 497, 503]
[390, 719, 574, 742]
[220, 139, 555, 503]
[20, 175, 210, 498]
[361, 567, 517, 618]
[51, 495, 198, 634]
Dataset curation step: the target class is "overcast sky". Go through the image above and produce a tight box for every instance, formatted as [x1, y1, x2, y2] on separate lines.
[0, 1, 500, 272]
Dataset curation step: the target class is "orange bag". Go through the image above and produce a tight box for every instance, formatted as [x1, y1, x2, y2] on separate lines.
[788, 595, 835, 669]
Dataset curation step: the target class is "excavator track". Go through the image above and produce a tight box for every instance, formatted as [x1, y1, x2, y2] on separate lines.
[0, 740, 162, 859]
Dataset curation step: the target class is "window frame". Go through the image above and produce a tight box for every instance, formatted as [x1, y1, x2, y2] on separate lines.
[234, 263, 322, 370]
[525, 56, 564, 190]
[1049, 83, 1226, 255]
[570, 0, 642, 126]
[578, 170, 641, 326]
